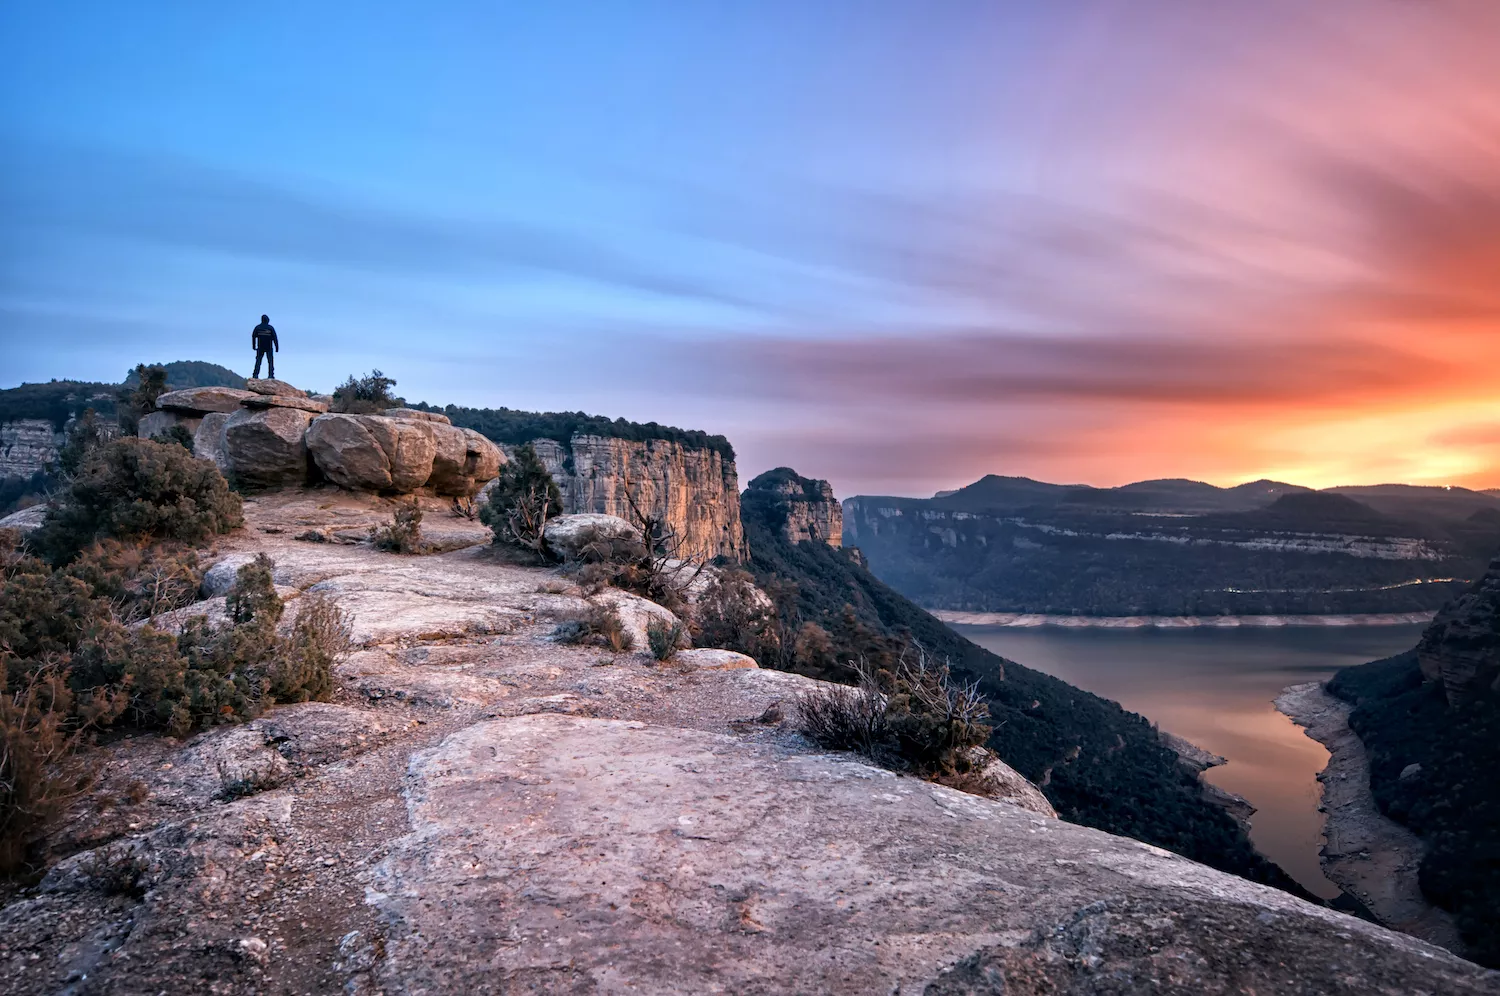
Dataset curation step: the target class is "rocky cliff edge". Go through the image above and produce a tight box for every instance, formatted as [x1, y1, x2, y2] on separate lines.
[1, 489, 1495, 995]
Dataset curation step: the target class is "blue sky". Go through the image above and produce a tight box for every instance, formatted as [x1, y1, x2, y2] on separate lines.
[4, 2, 1500, 496]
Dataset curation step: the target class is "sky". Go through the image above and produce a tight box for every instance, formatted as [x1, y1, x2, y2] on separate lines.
[3, 1, 1499, 498]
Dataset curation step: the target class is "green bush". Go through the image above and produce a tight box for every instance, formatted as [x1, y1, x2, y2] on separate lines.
[371, 499, 426, 554]
[552, 603, 633, 653]
[117, 364, 167, 436]
[33, 437, 243, 564]
[645, 618, 686, 661]
[150, 423, 196, 453]
[0, 544, 351, 869]
[480, 443, 562, 554]
[331, 370, 400, 414]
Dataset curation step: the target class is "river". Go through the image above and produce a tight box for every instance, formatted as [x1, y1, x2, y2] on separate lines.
[952, 622, 1426, 899]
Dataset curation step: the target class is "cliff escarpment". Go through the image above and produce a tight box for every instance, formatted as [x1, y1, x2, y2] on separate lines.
[744, 466, 842, 547]
[845, 480, 1500, 617]
[424, 402, 745, 562]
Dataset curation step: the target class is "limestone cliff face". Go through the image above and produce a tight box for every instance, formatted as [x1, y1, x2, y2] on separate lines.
[1418, 555, 1500, 706]
[744, 467, 843, 548]
[0, 419, 62, 479]
[516, 434, 746, 562]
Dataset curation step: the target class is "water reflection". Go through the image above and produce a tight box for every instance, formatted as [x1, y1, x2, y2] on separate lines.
[954, 623, 1425, 899]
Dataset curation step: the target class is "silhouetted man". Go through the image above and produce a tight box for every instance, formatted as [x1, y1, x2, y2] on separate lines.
[252, 314, 279, 378]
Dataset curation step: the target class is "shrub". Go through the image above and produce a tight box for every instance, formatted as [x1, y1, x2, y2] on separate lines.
[0, 666, 111, 873]
[552, 603, 634, 652]
[117, 364, 167, 436]
[645, 618, 686, 661]
[795, 644, 991, 777]
[480, 443, 562, 555]
[273, 592, 352, 703]
[693, 569, 778, 662]
[64, 539, 202, 623]
[52, 408, 118, 480]
[150, 423, 196, 453]
[33, 437, 243, 564]
[331, 370, 400, 415]
[371, 499, 425, 554]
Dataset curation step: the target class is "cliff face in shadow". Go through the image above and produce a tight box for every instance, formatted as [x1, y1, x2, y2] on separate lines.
[1417, 555, 1500, 706]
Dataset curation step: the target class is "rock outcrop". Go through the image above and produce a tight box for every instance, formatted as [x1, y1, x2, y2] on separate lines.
[244, 378, 306, 398]
[518, 435, 745, 561]
[1417, 555, 1500, 705]
[745, 467, 843, 547]
[156, 386, 259, 414]
[541, 512, 643, 561]
[305, 412, 502, 496]
[0, 418, 62, 479]
[2, 488, 1495, 995]
[222, 406, 316, 489]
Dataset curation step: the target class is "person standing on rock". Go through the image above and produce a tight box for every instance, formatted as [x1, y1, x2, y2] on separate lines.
[252, 314, 279, 379]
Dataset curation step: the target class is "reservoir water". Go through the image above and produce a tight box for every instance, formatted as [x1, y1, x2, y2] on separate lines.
[952, 622, 1426, 899]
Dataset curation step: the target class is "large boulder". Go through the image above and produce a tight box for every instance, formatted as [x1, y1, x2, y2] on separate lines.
[193, 412, 232, 473]
[543, 513, 643, 562]
[137, 409, 202, 440]
[306, 414, 439, 492]
[156, 386, 259, 414]
[426, 422, 505, 496]
[245, 378, 307, 398]
[359, 416, 436, 491]
[222, 407, 315, 489]
[306, 414, 396, 490]
[241, 394, 330, 414]
[0, 503, 49, 535]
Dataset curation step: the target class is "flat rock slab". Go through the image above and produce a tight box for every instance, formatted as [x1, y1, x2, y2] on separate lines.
[246, 377, 307, 398]
[369, 714, 1498, 995]
[156, 386, 259, 413]
[241, 394, 330, 414]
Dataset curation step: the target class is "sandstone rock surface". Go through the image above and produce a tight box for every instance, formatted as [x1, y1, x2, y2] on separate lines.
[425, 423, 503, 496]
[368, 713, 1496, 995]
[222, 407, 315, 489]
[241, 393, 330, 414]
[192, 411, 232, 472]
[2, 489, 1494, 996]
[156, 386, 259, 413]
[305, 414, 397, 490]
[675, 647, 758, 669]
[0, 503, 48, 533]
[747, 466, 844, 547]
[542, 512, 643, 561]
[0, 418, 62, 479]
[519, 434, 745, 561]
[382, 407, 451, 424]
[245, 378, 307, 398]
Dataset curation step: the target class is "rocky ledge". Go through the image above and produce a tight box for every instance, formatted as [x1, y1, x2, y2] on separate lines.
[0, 491, 1494, 994]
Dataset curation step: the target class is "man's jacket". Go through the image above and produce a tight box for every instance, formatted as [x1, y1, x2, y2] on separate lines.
[252, 323, 279, 351]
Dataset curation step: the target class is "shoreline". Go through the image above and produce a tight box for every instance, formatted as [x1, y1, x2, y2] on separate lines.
[1274, 681, 1464, 956]
[935, 609, 1435, 629]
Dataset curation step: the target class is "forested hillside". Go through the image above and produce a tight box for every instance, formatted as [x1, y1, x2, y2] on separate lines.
[847, 477, 1500, 616]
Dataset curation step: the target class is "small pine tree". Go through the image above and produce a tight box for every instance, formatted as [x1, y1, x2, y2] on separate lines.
[480, 443, 562, 554]
[118, 364, 168, 435]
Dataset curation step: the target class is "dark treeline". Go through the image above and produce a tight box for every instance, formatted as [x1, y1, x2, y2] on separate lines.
[411, 402, 735, 461]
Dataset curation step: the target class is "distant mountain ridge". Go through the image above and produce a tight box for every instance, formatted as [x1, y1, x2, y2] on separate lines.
[847, 473, 1500, 617]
